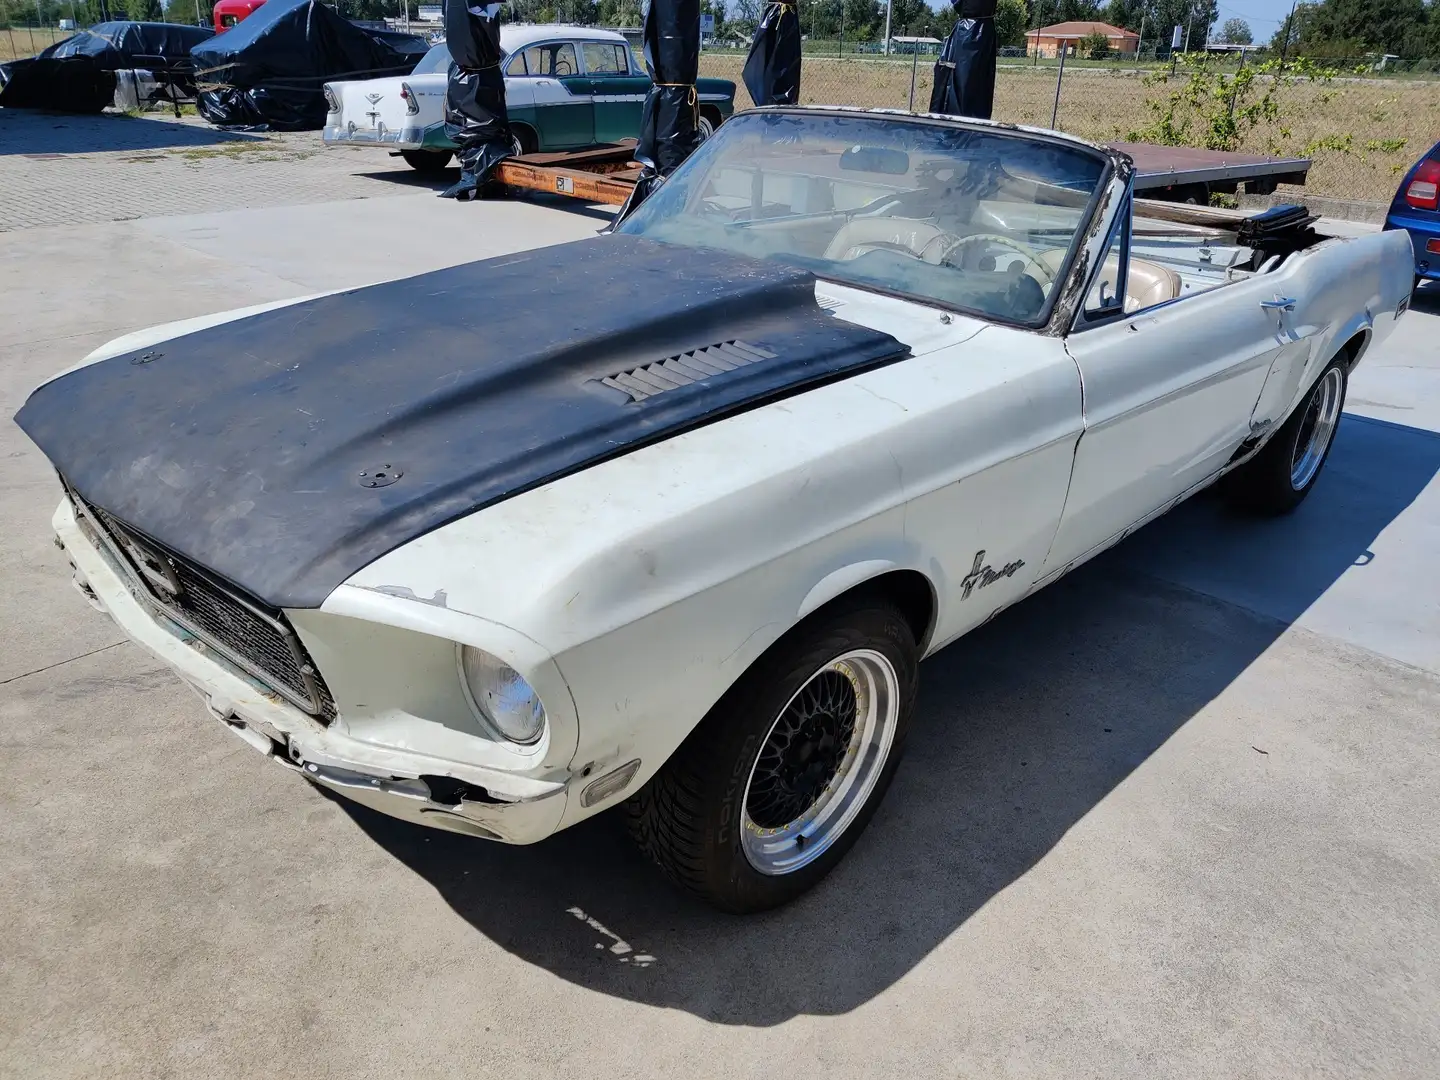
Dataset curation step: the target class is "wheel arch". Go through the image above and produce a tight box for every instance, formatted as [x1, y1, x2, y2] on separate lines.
[509, 121, 539, 155]
[796, 564, 938, 656]
[1336, 326, 1372, 372]
[699, 102, 723, 128]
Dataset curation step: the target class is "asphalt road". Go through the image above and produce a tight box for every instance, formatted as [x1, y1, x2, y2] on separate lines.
[2, 131, 1438, 1078]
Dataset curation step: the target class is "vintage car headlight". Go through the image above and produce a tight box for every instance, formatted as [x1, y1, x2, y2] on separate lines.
[459, 646, 546, 745]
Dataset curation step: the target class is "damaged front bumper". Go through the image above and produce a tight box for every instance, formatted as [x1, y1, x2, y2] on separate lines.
[53, 498, 569, 844]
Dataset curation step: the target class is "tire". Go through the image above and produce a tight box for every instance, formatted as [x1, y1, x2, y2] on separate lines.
[401, 149, 453, 173]
[1225, 355, 1348, 515]
[627, 596, 918, 913]
[697, 112, 716, 141]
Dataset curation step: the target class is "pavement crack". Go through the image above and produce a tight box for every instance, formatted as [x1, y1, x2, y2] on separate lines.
[0, 640, 127, 686]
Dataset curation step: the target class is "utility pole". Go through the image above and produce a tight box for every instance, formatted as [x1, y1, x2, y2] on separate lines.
[1135, 14, 1145, 65]
[883, 0, 891, 55]
[1278, 0, 1298, 73]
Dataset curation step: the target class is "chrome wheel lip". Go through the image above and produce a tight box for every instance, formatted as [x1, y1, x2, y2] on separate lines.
[739, 648, 899, 877]
[1290, 367, 1344, 491]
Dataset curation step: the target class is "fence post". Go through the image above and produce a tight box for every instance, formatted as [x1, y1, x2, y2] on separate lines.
[1050, 45, 1066, 129]
[1228, 48, 1245, 120]
[908, 42, 919, 111]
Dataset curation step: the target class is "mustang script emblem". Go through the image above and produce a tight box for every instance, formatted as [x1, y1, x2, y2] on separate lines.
[960, 550, 1025, 600]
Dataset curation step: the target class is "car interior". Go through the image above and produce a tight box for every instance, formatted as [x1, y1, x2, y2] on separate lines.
[627, 119, 1288, 326]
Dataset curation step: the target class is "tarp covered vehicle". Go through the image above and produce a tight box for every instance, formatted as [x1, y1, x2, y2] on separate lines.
[0, 21, 214, 113]
[192, 0, 425, 130]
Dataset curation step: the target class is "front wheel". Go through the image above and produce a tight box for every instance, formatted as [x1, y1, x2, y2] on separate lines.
[400, 149, 454, 173]
[627, 597, 917, 913]
[1225, 356, 1348, 515]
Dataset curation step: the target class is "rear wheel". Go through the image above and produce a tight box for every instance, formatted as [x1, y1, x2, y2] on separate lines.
[697, 112, 716, 141]
[401, 149, 453, 173]
[1225, 356, 1347, 515]
[627, 597, 918, 913]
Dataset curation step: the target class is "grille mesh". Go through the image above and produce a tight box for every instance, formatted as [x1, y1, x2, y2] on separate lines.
[87, 504, 337, 722]
[600, 339, 778, 403]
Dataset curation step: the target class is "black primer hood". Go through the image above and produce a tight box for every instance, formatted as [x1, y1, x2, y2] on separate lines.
[16, 236, 906, 609]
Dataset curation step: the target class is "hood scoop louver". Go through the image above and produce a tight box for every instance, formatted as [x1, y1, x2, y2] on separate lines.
[601, 340, 779, 403]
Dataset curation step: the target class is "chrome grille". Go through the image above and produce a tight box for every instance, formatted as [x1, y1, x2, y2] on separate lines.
[74, 496, 337, 722]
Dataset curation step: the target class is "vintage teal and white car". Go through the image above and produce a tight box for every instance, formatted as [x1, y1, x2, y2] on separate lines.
[322, 24, 736, 172]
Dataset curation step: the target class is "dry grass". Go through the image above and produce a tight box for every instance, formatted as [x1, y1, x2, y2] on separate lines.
[0, 26, 68, 63]
[702, 54, 1440, 201]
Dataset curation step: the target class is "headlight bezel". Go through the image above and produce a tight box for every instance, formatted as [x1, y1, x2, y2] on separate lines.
[456, 643, 548, 748]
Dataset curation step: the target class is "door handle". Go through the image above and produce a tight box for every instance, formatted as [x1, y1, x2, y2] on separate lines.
[1260, 296, 1297, 311]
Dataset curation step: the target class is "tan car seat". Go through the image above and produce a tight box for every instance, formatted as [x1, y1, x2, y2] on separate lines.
[1035, 248, 1182, 313]
[823, 218, 949, 263]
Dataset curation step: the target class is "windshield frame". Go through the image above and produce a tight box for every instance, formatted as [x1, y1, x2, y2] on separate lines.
[617, 107, 1122, 333]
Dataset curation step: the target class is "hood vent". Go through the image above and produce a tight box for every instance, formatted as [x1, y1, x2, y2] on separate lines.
[600, 340, 779, 403]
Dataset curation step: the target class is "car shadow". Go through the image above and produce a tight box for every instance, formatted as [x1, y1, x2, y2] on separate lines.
[333, 411, 1440, 1026]
[354, 168, 620, 222]
[0, 110, 262, 155]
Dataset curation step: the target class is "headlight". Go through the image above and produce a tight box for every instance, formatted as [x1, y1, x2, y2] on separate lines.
[459, 646, 546, 745]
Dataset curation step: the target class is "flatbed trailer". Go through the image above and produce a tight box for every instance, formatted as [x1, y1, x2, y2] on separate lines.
[493, 136, 1311, 208]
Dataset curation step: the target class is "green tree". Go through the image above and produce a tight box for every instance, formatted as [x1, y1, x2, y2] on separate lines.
[1102, 0, 1145, 32]
[995, 0, 1027, 45]
[122, 0, 161, 18]
[1218, 17, 1251, 44]
[841, 0, 877, 40]
[1081, 28, 1110, 56]
[1298, 0, 1427, 55]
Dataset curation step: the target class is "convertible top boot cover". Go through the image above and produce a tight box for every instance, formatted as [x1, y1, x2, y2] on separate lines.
[928, 0, 997, 121]
[617, 0, 702, 221]
[439, 0, 512, 199]
[16, 236, 907, 610]
[742, 1, 802, 107]
[192, 0, 423, 130]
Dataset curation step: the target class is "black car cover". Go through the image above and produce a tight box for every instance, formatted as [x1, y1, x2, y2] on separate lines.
[742, 1, 802, 108]
[16, 236, 907, 610]
[618, 0, 703, 220]
[0, 56, 116, 113]
[191, 0, 424, 131]
[439, 0, 512, 200]
[0, 21, 213, 113]
[928, 0, 997, 121]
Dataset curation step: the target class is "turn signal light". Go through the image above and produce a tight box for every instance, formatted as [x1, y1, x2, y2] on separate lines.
[1404, 159, 1440, 211]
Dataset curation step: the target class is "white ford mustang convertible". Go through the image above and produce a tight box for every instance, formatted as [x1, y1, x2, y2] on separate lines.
[18, 108, 1413, 913]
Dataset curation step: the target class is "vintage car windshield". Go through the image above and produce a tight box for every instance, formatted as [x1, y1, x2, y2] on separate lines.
[616, 111, 1109, 325]
[412, 43, 452, 76]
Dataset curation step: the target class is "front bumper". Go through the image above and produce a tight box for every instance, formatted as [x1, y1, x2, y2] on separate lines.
[53, 498, 569, 844]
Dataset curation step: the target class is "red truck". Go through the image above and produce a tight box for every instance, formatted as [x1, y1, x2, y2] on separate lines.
[213, 0, 266, 32]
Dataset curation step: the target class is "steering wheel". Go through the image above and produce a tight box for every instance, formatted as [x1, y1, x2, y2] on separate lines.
[926, 232, 1055, 287]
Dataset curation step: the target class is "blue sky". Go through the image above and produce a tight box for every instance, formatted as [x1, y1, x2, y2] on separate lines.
[1201, 0, 1298, 39]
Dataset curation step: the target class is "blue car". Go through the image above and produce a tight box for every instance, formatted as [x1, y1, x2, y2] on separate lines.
[1384, 139, 1440, 289]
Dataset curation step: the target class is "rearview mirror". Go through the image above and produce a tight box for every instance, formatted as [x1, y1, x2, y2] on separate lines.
[839, 146, 910, 175]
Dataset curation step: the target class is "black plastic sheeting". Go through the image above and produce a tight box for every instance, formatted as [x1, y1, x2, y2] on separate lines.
[928, 0, 997, 121]
[439, 0, 512, 199]
[618, 0, 702, 219]
[742, 1, 802, 107]
[0, 21, 213, 113]
[0, 56, 116, 113]
[40, 21, 214, 71]
[191, 0, 425, 131]
[16, 236, 906, 610]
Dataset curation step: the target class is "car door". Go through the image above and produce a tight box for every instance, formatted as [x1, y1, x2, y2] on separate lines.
[581, 39, 649, 144]
[519, 41, 593, 149]
[1042, 189, 1314, 577]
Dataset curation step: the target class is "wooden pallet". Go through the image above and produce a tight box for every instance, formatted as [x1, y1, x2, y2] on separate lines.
[494, 140, 642, 205]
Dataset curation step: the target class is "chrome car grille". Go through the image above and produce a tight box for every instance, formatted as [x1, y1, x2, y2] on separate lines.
[71, 492, 337, 723]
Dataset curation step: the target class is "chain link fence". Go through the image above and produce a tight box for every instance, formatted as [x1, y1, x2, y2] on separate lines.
[700, 36, 1440, 204]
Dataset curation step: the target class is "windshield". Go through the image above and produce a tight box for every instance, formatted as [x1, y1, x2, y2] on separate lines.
[412, 43, 452, 76]
[617, 111, 1109, 325]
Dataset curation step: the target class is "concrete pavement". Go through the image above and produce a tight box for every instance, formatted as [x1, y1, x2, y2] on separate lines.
[2, 180, 1438, 1078]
